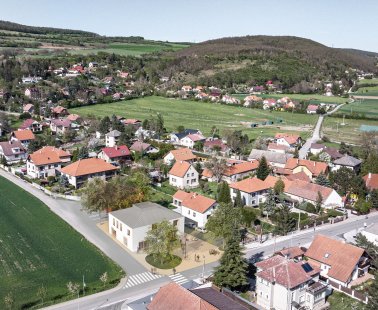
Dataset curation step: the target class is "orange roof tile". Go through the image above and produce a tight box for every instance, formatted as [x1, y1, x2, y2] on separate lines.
[12, 129, 35, 141]
[169, 148, 197, 162]
[147, 283, 217, 310]
[169, 161, 192, 177]
[29, 146, 70, 166]
[174, 191, 216, 213]
[275, 133, 300, 145]
[363, 173, 378, 190]
[61, 158, 118, 177]
[230, 175, 279, 193]
[285, 179, 333, 201]
[285, 158, 328, 177]
[223, 161, 259, 176]
[305, 235, 365, 283]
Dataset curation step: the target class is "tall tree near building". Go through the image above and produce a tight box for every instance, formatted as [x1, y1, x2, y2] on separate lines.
[273, 205, 295, 235]
[315, 173, 330, 187]
[261, 189, 275, 219]
[362, 152, 378, 175]
[273, 178, 285, 195]
[256, 156, 269, 180]
[213, 228, 248, 290]
[217, 182, 231, 204]
[367, 271, 378, 310]
[315, 191, 323, 213]
[98, 116, 111, 134]
[234, 191, 244, 208]
[205, 157, 227, 182]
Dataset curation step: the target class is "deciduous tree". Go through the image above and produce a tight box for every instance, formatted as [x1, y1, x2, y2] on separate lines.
[205, 157, 227, 183]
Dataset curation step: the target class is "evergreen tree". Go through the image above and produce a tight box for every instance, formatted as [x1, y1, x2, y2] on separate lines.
[315, 173, 330, 187]
[362, 152, 378, 176]
[256, 156, 269, 180]
[367, 270, 378, 310]
[217, 182, 231, 204]
[261, 189, 276, 219]
[371, 190, 378, 209]
[234, 191, 244, 208]
[273, 179, 285, 195]
[273, 205, 295, 235]
[315, 191, 323, 213]
[213, 229, 248, 290]
[99, 116, 111, 134]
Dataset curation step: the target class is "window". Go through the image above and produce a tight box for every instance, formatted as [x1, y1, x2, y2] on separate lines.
[187, 173, 190, 177]
[127, 229, 130, 236]
[173, 220, 178, 226]
[193, 212, 196, 217]
[192, 173, 194, 176]
[113, 218, 115, 226]
[188, 210, 190, 215]
[172, 178, 176, 183]
[191, 179, 196, 184]
[187, 180, 190, 184]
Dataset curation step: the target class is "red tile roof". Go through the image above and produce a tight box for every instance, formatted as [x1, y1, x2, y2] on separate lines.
[147, 283, 217, 310]
[285, 179, 333, 201]
[130, 141, 152, 152]
[285, 158, 328, 177]
[363, 173, 378, 190]
[168, 148, 197, 162]
[12, 129, 35, 141]
[276, 246, 305, 259]
[223, 161, 259, 177]
[287, 171, 311, 182]
[305, 235, 365, 283]
[229, 175, 279, 193]
[20, 119, 39, 130]
[29, 146, 71, 166]
[275, 133, 300, 145]
[101, 145, 130, 158]
[185, 133, 206, 142]
[267, 142, 289, 152]
[61, 158, 118, 177]
[203, 139, 228, 152]
[173, 190, 216, 213]
[307, 104, 318, 111]
[169, 161, 192, 178]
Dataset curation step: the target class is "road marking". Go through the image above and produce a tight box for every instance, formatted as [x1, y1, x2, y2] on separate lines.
[123, 272, 162, 289]
[169, 273, 189, 285]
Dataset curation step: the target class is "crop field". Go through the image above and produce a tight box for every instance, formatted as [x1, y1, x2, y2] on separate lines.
[0, 176, 123, 309]
[338, 99, 378, 118]
[232, 93, 348, 104]
[323, 116, 378, 145]
[70, 96, 318, 140]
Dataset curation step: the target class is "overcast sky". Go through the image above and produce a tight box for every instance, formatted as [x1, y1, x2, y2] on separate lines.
[1, 0, 377, 52]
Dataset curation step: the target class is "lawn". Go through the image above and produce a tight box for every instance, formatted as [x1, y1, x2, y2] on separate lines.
[338, 99, 378, 118]
[357, 78, 378, 86]
[233, 93, 348, 104]
[355, 85, 378, 96]
[327, 291, 365, 310]
[0, 176, 124, 309]
[323, 116, 378, 145]
[70, 96, 317, 140]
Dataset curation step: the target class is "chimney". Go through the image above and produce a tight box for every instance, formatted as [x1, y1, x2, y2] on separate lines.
[368, 173, 372, 179]
[180, 160, 183, 164]
[296, 159, 299, 164]
[115, 145, 118, 150]
[313, 162, 316, 167]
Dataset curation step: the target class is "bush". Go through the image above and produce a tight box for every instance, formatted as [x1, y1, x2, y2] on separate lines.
[145, 254, 182, 269]
[326, 209, 343, 217]
[297, 202, 317, 213]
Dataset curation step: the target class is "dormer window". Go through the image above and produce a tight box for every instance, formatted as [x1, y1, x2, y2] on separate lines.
[324, 253, 330, 258]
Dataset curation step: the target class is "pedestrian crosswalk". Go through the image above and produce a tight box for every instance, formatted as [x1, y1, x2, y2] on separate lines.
[124, 272, 162, 289]
[169, 273, 189, 285]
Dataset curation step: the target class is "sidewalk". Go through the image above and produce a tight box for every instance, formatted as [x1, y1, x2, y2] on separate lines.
[243, 212, 374, 251]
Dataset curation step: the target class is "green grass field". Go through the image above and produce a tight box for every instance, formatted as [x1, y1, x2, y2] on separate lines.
[357, 78, 378, 86]
[233, 93, 348, 104]
[70, 96, 318, 140]
[0, 176, 123, 309]
[354, 85, 378, 96]
[323, 116, 378, 144]
[339, 99, 378, 117]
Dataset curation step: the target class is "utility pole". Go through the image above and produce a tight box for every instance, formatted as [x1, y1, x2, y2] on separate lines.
[202, 255, 206, 283]
[297, 212, 301, 231]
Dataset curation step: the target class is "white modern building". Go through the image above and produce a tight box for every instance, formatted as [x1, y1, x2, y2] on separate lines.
[168, 161, 199, 189]
[105, 130, 121, 147]
[0, 140, 27, 164]
[108, 202, 184, 252]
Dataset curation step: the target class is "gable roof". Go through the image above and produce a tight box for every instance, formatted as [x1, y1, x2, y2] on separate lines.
[307, 104, 318, 111]
[275, 133, 300, 145]
[322, 147, 343, 160]
[286, 171, 311, 182]
[29, 146, 70, 166]
[111, 202, 182, 229]
[169, 161, 193, 177]
[203, 139, 228, 152]
[363, 173, 378, 190]
[276, 246, 305, 259]
[248, 149, 293, 165]
[285, 158, 328, 176]
[305, 235, 365, 283]
[184, 133, 206, 142]
[267, 143, 289, 152]
[285, 179, 333, 202]
[23, 103, 34, 112]
[12, 129, 35, 141]
[147, 283, 217, 310]
[101, 145, 130, 158]
[173, 191, 216, 213]
[106, 130, 121, 138]
[333, 155, 362, 167]
[172, 129, 200, 140]
[229, 175, 279, 193]
[20, 119, 39, 130]
[51, 106, 67, 114]
[256, 255, 319, 289]
[130, 141, 152, 152]
[61, 158, 118, 177]
[51, 119, 71, 128]
[0, 140, 26, 156]
[168, 148, 197, 162]
[223, 161, 259, 176]
[66, 114, 81, 122]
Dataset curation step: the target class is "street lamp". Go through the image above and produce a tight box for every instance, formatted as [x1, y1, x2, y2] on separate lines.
[202, 255, 206, 283]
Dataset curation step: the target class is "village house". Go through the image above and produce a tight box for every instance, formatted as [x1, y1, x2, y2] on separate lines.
[243, 95, 263, 107]
[105, 130, 121, 147]
[195, 92, 208, 100]
[361, 223, 378, 246]
[122, 119, 142, 128]
[98, 145, 131, 165]
[20, 119, 43, 132]
[51, 106, 69, 118]
[163, 148, 197, 165]
[117, 71, 130, 79]
[180, 133, 206, 149]
[305, 235, 369, 287]
[203, 139, 230, 156]
[331, 155, 361, 173]
[263, 98, 277, 110]
[307, 104, 319, 114]
[283, 158, 328, 180]
[181, 85, 192, 93]
[135, 127, 156, 140]
[221, 95, 240, 105]
[23, 103, 34, 114]
[267, 142, 289, 154]
[130, 141, 159, 154]
[10, 129, 35, 148]
[88, 61, 98, 68]
[0, 140, 27, 164]
[255, 255, 327, 310]
[60, 158, 118, 188]
[66, 114, 82, 123]
[50, 119, 72, 135]
[203, 161, 259, 183]
[108, 202, 184, 252]
[363, 173, 378, 191]
[275, 133, 301, 149]
[170, 129, 202, 144]
[27, 146, 71, 179]
[172, 191, 217, 229]
[22, 76, 42, 84]
[24, 88, 41, 100]
[284, 179, 343, 208]
[169, 161, 199, 189]
[147, 282, 248, 310]
[319, 147, 343, 162]
[229, 175, 279, 206]
[248, 149, 293, 168]
[275, 246, 305, 261]
[310, 143, 325, 155]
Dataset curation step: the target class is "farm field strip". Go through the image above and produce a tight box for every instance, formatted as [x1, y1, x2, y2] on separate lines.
[70, 96, 317, 139]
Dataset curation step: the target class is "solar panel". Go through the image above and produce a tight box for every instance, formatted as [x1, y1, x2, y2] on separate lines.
[302, 263, 313, 272]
